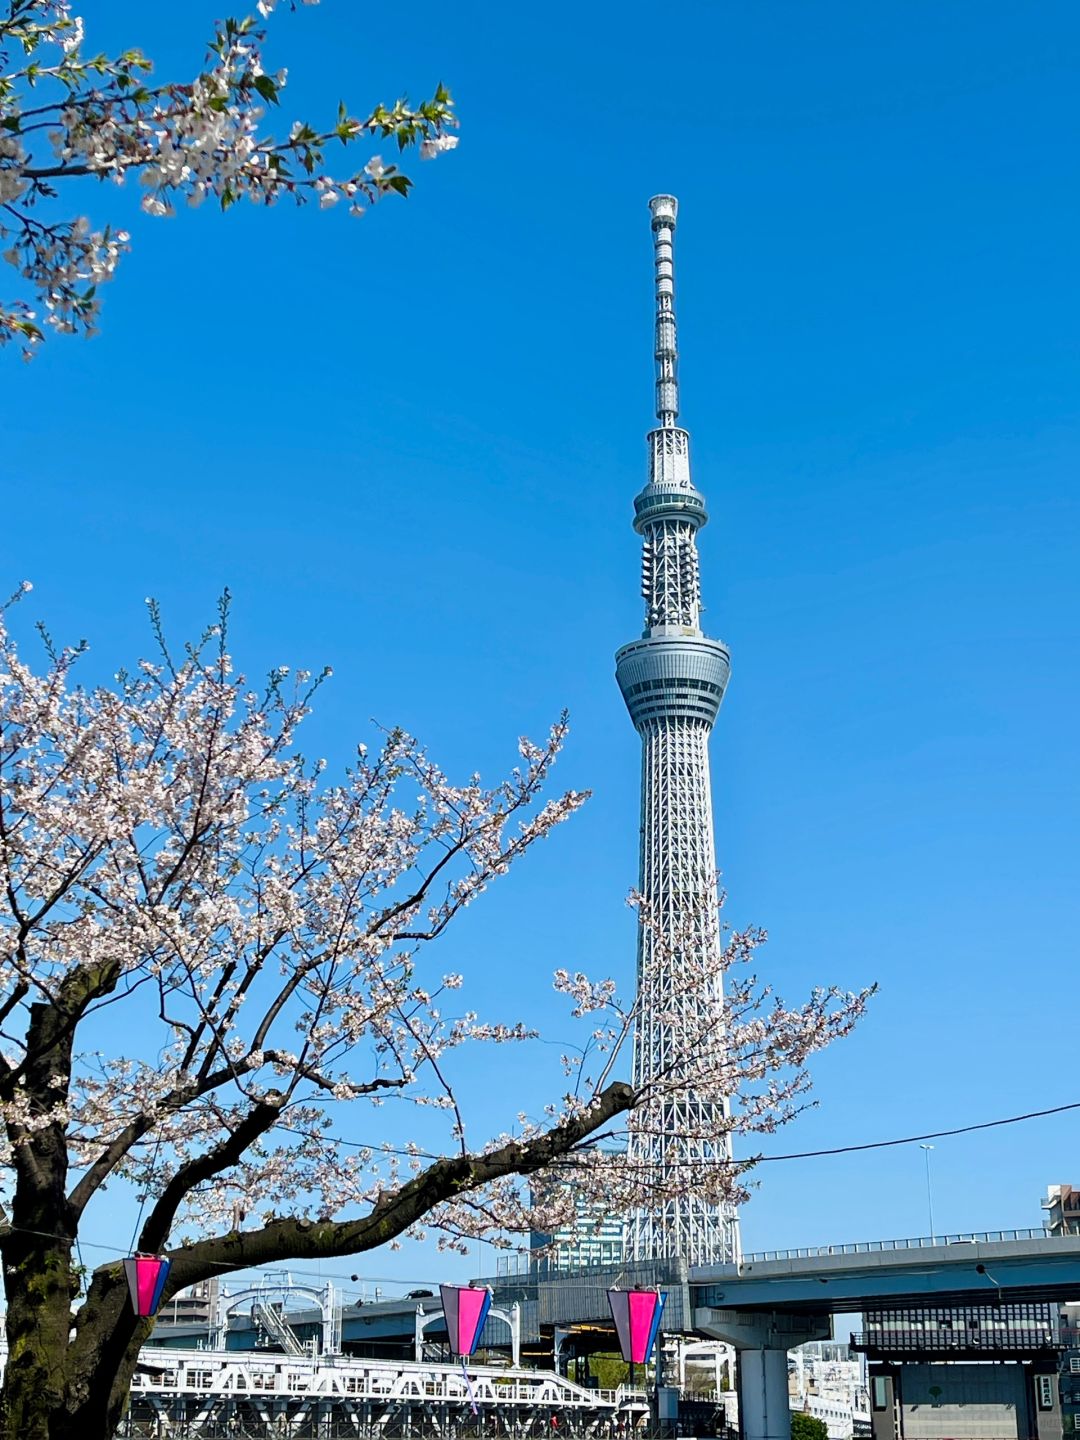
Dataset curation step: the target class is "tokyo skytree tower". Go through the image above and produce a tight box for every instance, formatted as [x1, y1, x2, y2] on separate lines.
[615, 196, 740, 1266]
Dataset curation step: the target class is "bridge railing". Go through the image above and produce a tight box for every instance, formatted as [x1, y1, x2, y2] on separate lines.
[740, 1228, 1051, 1262]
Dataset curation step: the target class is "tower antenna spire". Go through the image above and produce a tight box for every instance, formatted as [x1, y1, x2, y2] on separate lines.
[649, 194, 680, 428]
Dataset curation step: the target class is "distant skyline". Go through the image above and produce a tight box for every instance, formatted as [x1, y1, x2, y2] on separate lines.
[3, 0, 1079, 1286]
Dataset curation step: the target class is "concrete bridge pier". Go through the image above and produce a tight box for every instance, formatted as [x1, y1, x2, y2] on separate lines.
[697, 1309, 831, 1440]
[740, 1347, 792, 1440]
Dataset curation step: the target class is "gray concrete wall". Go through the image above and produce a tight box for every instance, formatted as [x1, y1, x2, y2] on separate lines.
[867, 1362, 1065, 1440]
[897, 1362, 1024, 1439]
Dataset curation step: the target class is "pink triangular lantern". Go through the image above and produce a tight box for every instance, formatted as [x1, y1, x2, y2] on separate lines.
[607, 1287, 666, 1365]
[123, 1255, 171, 1318]
[440, 1283, 493, 1357]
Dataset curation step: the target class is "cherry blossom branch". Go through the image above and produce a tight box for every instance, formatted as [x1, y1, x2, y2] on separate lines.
[135, 1092, 288, 1255]
[1, 6, 459, 354]
[165, 1079, 635, 1287]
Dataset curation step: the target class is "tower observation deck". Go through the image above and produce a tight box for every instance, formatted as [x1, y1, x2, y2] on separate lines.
[615, 196, 739, 1267]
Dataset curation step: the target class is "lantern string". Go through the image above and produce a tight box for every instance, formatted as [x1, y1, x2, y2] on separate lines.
[128, 1124, 166, 1257]
[462, 1357, 478, 1415]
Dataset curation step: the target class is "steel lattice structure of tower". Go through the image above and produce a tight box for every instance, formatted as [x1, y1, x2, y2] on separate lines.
[616, 196, 740, 1267]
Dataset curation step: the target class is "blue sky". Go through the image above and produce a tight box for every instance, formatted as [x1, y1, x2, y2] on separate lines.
[3, 1, 1080, 1286]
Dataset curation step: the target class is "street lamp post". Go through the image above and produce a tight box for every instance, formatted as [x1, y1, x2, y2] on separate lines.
[920, 1144, 936, 1242]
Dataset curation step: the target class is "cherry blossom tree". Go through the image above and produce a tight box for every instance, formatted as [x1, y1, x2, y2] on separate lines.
[0, 1, 459, 356]
[0, 588, 871, 1440]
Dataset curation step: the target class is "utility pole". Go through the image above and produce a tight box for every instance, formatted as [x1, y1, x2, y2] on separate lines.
[919, 1143, 936, 1241]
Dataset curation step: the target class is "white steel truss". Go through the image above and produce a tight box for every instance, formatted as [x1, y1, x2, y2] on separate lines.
[615, 196, 740, 1267]
[99, 1347, 645, 1436]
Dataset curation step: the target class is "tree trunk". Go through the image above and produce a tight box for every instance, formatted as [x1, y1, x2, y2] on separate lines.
[0, 1232, 76, 1440]
[0, 998, 93, 1439]
[1, 1259, 150, 1440]
[62, 1270, 149, 1440]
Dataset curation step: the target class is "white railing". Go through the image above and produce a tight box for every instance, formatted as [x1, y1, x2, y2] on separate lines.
[251, 1299, 307, 1357]
[741, 1228, 1053, 1262]
[613, 1385, 650, 1409]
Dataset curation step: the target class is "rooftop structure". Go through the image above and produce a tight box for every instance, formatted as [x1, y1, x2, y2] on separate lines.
[1044, 1184, 1080, 1236]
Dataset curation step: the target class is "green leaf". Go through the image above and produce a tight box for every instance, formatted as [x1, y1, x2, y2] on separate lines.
[253, 74, 278, 105]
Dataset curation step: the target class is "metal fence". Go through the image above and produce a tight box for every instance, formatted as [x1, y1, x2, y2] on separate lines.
[740, 1228, 1052, 1262]
[849, 1328, 1058, 1354]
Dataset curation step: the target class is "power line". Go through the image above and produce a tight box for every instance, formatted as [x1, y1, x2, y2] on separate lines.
[749, 1097, 1080, 1163]
[2, 1226, 457, 1291]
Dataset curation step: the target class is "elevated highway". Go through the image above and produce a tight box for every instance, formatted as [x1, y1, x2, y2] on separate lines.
[483, 1228, 1080, 1330]
[693, 1227, 1080, 1315]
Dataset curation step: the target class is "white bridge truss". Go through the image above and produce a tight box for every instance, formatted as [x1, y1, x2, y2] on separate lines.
[113, 1348, 648, 1436]
[615, 195, 740, 1268]
[213, 1279, 343, 1358]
